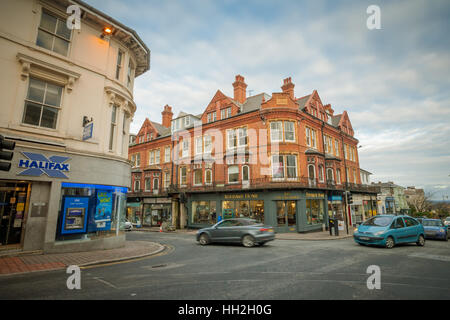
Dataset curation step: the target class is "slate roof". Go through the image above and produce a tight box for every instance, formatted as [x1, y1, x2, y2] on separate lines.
[150, 121, 171, 137]
[296, 95, 311, 109]
[241, 93, 271, 113]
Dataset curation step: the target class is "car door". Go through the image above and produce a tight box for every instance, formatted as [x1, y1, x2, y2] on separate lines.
[391, 217, 407, 243]
[213, 219, 239, 242]
[403, 217, 420, 242]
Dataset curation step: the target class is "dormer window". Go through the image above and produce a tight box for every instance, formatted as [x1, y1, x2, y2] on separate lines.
[184, 116, 190, 126]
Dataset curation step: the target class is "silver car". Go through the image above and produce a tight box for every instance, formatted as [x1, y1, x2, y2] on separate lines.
[196, 218, 275, 247]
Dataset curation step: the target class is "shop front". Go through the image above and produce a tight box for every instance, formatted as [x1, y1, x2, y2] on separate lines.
[328, 194, 346, 232]
[187, 190, 328, 233]
[142, 198, 172, 227]
[0, 181, 31, 249]
[0, 145, 131, 253]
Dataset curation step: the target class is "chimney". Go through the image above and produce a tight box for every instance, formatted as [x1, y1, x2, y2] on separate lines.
[161, 105, 173, 128]
[281, 77, 295, 100]
[233, 75, 247, 104]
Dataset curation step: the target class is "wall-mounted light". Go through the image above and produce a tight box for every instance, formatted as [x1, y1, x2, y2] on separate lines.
[100, 26, 113, 39]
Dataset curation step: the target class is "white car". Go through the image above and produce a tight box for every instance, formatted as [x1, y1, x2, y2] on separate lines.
[444, 217, 450, 227]
[120, 219, 133, 231]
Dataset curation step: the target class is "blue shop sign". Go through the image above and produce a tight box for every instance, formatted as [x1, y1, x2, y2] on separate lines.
[18, 152, 70, 178]
[82, 122, 93, 141]
[328, 195, 343, 201]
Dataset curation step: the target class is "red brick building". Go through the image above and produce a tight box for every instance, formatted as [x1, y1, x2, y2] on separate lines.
[127, 75, 378, 233]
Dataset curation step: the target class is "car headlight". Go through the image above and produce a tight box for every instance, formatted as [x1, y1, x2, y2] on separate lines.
[354, 228, 359, 233]
[374, 231, 385, 236]
[440, 228, 445, 233]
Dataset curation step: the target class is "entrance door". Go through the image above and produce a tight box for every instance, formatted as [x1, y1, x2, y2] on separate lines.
[0, 182, 30, 247]
[276, 200, 297, 231]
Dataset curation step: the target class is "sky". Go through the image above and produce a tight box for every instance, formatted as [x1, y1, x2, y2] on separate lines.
[85, 0, 450, 200]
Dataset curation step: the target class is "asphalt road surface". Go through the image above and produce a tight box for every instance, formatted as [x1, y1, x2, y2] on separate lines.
[0, 231, 449, 300]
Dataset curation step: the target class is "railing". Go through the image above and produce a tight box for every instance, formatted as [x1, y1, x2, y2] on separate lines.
[128, 180, 380, 196]
[167, 177, 350, 193]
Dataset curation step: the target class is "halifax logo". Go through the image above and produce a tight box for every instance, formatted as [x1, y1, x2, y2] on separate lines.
[18, 152, 70, 178]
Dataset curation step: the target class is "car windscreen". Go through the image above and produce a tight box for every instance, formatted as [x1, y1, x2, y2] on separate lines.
[362, 216, 394, 227]
[422, 220, 443, 227]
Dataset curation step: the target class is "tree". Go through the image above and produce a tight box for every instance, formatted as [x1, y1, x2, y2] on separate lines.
[410, 191, 434, 214]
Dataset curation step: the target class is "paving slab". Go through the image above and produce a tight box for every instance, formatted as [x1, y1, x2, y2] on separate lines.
[0, 241, 164, 276]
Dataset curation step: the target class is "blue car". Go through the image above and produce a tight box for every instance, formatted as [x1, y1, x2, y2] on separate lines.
[354, 215, 425, 249]
[422, 219, 448, 241]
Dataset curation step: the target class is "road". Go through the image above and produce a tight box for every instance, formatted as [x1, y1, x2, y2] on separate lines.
[0, 231, 449, 300]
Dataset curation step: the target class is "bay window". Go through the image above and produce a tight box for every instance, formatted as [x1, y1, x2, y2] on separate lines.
[284, 121, 295, 142]
[270, 121, 283, 142]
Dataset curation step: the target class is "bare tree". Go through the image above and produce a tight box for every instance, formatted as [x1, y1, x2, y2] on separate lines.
[410, 191, 434, 213]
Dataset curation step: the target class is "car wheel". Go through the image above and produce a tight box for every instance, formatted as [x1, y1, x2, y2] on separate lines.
[385, 236, 395, 249]
[199, 233, 210, 245]
[416, 234, 425, 246]
[242, 235, 255, 248]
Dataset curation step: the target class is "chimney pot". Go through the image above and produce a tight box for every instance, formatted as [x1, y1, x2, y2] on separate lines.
[161, 104, 173, 128]
[233, 74, 247, 104]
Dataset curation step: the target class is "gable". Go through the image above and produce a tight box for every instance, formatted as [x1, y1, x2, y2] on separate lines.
[201, 90, 240, 122]
[338, 111, 354, 136]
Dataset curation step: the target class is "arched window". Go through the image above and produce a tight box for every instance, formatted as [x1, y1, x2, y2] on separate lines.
[318, 165, 324, 182]
[205, 169, 212, 185]
[308, 165, 315, 180]
[326, 168, 334, 183]
[134, 179, 140, 192]
[242, 165, 250, 182]
[153, 178, 159, 190]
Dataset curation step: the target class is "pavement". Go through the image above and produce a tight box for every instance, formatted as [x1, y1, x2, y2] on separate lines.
[0, 240, 164, 276]
[135, 226, 354, 240]
[0, 228, 352, 276]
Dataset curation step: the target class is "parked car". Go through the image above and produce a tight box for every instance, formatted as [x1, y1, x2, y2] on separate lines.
[415, 217, 424, 224]
[120, 219, 133, 231]
[196, 218, 275, 247]
[422, 218, 448, 241]
[354, 215, 425, 249]
[444, 217, 450, 227]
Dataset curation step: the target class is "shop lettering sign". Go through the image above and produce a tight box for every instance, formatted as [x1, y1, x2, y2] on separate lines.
[306, 193, 325, 198]
[224, 193, 258, 200]
[18, 152, 70, 178]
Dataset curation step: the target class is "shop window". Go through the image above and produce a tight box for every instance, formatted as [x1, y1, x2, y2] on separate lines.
[276, 200, 296, 227]
[276, 201, 286, 226]
[23, 77, 62, 129]
[228, 166, 239, 183]
[36, 10, 71, 56]
[192, 201, 217, 224]
[221, 200, 264, 223]
[306, 199, 324, 225]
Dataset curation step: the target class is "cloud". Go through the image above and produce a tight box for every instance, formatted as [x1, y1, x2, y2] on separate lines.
[83, 0, 450, 192]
